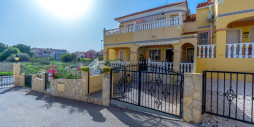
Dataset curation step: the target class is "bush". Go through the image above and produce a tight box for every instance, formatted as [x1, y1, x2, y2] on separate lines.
[81, 66, 89, 72]
[0, 47, 20, 61]
[79, 58, 92, 62]
[60, 53, 77, 62]
[102, 66, 112, 74]
[0, 72, 13, 76]
[6, 53, 30, 62]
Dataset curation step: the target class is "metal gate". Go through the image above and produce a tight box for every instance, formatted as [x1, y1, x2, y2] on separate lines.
[110, 63, 184, 117]
[0, 75, 14, 88]
[202, 71, 254, 124]
[25, 74, 32, 88]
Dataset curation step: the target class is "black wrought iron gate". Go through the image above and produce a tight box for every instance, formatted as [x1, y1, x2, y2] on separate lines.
[202, 71, 254, 124]
[110, 63, 184, 117]
[25, 74, 32, 88]
[0, 75, 14, 88]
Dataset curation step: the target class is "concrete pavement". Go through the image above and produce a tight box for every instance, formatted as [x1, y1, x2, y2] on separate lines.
[0, 87, 198, 127]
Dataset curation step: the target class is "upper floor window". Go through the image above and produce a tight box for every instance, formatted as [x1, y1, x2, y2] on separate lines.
[126, 23, 135, 32]
[198, 32, 209, 45]
[149, 49, 161, 61]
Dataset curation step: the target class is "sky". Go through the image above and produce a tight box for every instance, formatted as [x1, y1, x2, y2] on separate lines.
[0, 0, 207, 52]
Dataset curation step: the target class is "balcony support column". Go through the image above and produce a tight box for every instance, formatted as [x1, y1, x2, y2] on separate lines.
[216, 30, 227, 59]
[130, 45, 139, 62]
[173, 49, 182, 72]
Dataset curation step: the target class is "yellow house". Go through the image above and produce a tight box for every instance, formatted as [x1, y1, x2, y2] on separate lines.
[103, 0, 254, 73]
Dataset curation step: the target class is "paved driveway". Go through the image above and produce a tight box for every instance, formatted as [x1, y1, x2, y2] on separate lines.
[0, 87, 197, 127]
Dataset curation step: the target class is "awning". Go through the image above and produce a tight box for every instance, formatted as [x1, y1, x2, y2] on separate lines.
[136, 40, 180, 46]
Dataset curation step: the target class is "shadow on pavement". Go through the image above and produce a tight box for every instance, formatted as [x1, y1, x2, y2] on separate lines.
[3, 87, 195, 127]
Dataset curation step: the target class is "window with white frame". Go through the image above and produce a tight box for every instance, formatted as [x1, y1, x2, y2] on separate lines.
[198, 32, 209, 45]
[149, 49, 161, 61]
[126, 23, 135, 32]
[251, 27, 254, 42]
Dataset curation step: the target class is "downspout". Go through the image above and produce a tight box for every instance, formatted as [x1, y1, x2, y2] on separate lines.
[209, 6, 214, 44]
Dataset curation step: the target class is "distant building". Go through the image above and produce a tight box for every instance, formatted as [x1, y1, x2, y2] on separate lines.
[31, 48, 68, 60]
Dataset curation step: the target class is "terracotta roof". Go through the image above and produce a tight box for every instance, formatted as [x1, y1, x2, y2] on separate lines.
[197, 1, 214, 8]
[183, 14, 196, 23]
[115, 1, 188, 21]
[182, 31, 198, 35]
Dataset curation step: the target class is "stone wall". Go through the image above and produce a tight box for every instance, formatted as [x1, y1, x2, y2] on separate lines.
[183, 73, 203, 123]
[32, 73, 46, 93]
[13, 63, 20, 86]
[50, 78, 87, 102]
[89, 74, 103, 94]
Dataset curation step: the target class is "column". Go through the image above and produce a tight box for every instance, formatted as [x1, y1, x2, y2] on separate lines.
[216, 30, 227, 59]
[130, 45, 139, 62]
[13, 63, 20, 87]
[102, 73, 111, 106]
[173, 49, 181, 72]
[183, 73, 203, 123]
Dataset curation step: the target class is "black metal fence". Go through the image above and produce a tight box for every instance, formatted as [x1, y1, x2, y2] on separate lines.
[203, 71, 254, 124]
[0, 75, 14, 88]
[25, 74, 32, 88]
[45, 73, 50, 90]
[110, 63, 184, 117]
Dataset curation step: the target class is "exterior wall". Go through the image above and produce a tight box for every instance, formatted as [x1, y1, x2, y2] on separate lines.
[183, 22, 197, 33]
[89, 74, 103, 94]
[195, 0, 254, 73]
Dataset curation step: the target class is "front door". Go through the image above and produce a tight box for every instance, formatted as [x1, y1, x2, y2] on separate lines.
[187, 48, 194, 63]
[165, 49, 173, 62]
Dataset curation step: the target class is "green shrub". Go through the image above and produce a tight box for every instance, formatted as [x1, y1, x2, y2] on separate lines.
[81, 66, 89, 72]
[102, 66, 112, 74]
[80, 58, 92, 62]
[6, 53, 31, 62]
[0, 72, 13, 76]
[0, 47, 20, 61]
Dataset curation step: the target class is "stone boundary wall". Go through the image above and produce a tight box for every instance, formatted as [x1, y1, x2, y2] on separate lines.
[31, 73, 46, 93]
[13, 64, 111, 107]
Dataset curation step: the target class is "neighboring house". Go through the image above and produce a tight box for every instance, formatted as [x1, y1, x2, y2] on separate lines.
[32, 48, 68, 61]
[103, 0, 254, 73]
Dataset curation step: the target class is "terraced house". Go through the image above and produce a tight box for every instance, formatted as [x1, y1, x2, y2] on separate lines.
[103, 0, 254, 73]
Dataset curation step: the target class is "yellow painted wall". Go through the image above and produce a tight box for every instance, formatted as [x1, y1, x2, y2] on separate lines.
[217, 0, 254, 15]
[229, 25, 254, 43]
[184, 22, 197, 33]
[89, 74, 103, 94]
[108, 49, 116, 60]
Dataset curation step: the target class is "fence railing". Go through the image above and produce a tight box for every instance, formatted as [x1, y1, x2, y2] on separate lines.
[198, 44, 216, 58]
[180, 63, 193, 73]
[0, 75, 14, 88]
[105, 17, 181, 36]
[226, 42, 254, 58]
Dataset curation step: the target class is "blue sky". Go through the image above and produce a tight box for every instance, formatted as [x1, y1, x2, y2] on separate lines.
[0, 0, 207, 52]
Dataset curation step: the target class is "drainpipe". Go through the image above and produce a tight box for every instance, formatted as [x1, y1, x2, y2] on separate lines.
[209, 6, 214, 45]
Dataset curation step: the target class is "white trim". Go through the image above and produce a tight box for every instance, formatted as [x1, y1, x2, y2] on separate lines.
[197, 5, 214, 10]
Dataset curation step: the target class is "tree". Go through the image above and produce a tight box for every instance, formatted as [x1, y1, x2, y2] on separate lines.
[13, 44, 33, 56]
[0, 47, 20, 61]
[6, 53, 30, 62]
[60, 53, 77, 62]
[0, 42, 8, 53]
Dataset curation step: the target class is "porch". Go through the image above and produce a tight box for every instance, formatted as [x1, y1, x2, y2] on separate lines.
[105, 42, 195, 73]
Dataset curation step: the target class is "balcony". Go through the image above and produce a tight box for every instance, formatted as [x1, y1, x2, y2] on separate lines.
[226, 42, 254, 58]
[105, 16, 181, 36]
[197, 44, 216, 58]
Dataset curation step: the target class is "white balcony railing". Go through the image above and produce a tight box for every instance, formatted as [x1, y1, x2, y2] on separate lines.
[198, 44, 216, 58]
[226, 42, 254, 58]
[180, 63, 193, 73]
[105, 16, 181, 36]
